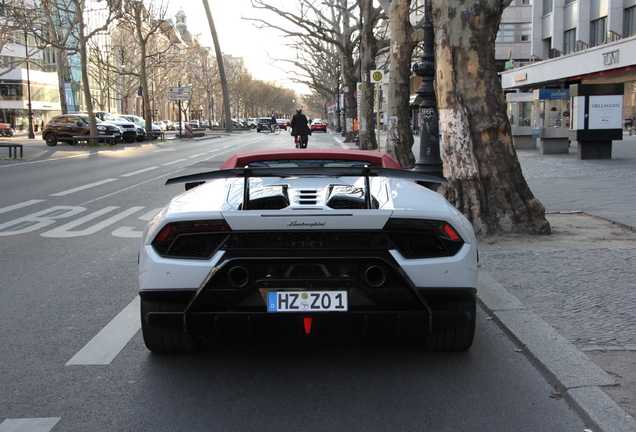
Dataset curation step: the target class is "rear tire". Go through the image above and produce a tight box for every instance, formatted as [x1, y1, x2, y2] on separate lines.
[44, 133, 58, 147]
[420, 298, 476, 352]
[141, 299, 202, 353]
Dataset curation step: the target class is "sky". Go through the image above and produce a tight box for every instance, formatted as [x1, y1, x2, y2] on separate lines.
[166, 0, 307, 93]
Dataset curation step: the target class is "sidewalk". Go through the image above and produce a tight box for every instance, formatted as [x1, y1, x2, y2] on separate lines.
[334, 132, 636, 432]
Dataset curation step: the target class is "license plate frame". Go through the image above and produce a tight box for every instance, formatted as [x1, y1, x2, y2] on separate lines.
[267, 291, 348, 312]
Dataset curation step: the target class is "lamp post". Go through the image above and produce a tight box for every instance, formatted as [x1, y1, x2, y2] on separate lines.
[336, 64, 342, 133]
[412, 0, 444, 189]
[24, 32, 35, 139]
[341, 86, 348, 137]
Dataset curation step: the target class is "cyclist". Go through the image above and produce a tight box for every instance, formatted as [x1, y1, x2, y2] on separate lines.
[290, 108, 311, 148]
[269, 113, 277, 133]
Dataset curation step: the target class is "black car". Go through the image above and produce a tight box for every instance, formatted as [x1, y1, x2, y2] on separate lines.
[78, 111, 138, 143]
[256, 117, 272, 132]
[42, 114, 122, 147]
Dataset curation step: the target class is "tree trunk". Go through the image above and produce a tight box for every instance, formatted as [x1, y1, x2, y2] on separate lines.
[342, 50, 358, 143]
[385, 0, 418, 168]
[358, 0, 378, 150]
[431, 0, 549, 236]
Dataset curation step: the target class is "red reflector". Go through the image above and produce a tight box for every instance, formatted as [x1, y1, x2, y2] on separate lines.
[303, 317, 312, 334]
[443, 224, 460, 240]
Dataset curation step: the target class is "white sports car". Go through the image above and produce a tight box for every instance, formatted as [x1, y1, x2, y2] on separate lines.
[138, 149, 478, 353]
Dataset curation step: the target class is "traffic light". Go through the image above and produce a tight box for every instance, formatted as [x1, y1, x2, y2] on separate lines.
[138, 86, 143, 96]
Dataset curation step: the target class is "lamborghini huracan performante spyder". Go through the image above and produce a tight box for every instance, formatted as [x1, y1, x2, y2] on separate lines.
[138, 149, 478, 353]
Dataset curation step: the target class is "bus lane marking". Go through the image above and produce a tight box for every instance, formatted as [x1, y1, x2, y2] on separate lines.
[42, 206, 144, 238]
[0, 200, 45, 215]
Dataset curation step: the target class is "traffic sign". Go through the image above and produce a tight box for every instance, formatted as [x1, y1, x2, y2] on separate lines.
[168, 93, 191, 101]
[168, 87, 191, 93]
[370, 70, 384, 83]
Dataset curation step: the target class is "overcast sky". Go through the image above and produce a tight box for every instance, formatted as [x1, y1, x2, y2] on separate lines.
[167, 1, 307, 93]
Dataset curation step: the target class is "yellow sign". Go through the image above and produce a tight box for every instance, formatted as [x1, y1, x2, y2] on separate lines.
[371, 70, 383, 83]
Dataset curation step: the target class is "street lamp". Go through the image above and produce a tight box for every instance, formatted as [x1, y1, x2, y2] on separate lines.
[24, 32, 35, 139]
[341, 86, 348, 137]
[411, 0, 445, 189]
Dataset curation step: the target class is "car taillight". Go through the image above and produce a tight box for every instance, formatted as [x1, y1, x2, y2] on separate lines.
[382, 218, 464, 258]
[152, 220, 231, 259]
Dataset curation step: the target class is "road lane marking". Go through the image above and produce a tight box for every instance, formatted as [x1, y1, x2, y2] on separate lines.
[66, 296, 141, 365]
[50, 179, 118, 196]
[188, 153, 208, 158]
[0, 418, 60, 432]
[0, 200, 45, 215]
[161, 158, 188, 165]
[120, 166, 160, 177]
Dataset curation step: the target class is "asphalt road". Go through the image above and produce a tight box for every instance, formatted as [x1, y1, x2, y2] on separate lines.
[0, 131, 589, 431]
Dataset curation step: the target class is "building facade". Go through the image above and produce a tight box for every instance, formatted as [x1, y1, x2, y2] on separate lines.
[499, 0, 636, 131]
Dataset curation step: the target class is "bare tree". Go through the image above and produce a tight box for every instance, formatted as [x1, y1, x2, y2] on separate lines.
[118, 0, 172, 139]
[357, 0, 388, 150]
[21, 0, 122, 141]
[431, 0, 549, 235]
[382, 0, 422, 168]
[249, 0, 360, 142]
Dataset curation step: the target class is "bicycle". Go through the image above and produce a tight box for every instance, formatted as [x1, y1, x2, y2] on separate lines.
[266, 124, 281, 135]
[294, 134, 308, 148]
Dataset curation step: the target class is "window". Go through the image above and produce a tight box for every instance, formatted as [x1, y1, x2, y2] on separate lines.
[625, 6, 636, 38]
[496, 24, 515, 43]
[590, 17, 607, 47]
[543, 0, 553, 15]
[563, 28, 576, 54]
[521, 23, 532, 41]
[496, 23, 532, 43]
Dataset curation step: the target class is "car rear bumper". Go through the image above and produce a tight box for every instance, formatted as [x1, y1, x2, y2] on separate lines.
[140, 286, 476, 339]
[144, 307, 473, 339]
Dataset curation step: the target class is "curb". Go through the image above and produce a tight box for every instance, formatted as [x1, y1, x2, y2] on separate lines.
[478, 271, 636, 432]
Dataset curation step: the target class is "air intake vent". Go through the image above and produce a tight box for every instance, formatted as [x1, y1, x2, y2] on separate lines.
[298, 189, 318, 205]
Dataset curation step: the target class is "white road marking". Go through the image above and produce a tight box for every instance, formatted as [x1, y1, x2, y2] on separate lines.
[161, 158, 188, 165]
[49, 179, 118, 196]
[0, 200, 45, 215]
[42, 206, 144, 238]
[0, 418, 60, 432]
[120, 166, 159, 177]
[188, 153, 208, 158]
[66, 296, 141, 365]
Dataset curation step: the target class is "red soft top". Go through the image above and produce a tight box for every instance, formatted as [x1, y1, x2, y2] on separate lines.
[220, 149, 402, 170]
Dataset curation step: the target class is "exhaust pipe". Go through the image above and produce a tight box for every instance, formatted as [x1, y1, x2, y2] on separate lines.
[227, 266, 250, 288]
[364, 265, 387, 287]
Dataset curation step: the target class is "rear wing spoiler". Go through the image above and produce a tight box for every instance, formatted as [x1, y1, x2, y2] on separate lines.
[166, 167, 447, 210]
[166, 166, 447, 185]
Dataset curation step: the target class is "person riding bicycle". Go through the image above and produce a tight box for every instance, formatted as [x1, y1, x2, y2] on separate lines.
[290, 108, 311, 148]
[269, 114, 277, 133]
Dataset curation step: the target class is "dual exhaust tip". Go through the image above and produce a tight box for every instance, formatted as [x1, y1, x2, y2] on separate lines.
[226, 264, 387, 288]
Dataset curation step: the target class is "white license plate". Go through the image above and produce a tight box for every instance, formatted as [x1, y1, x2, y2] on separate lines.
[267, 291, 348, 312]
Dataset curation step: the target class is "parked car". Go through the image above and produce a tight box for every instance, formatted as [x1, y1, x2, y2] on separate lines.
[162, 120, 175, 131]
[138, 149, 478, 353]
[42, 114, 122, 146]
[310, 120, 327, 133]
[78, 111, 137, 143]
[153, 121, 167, 131]
[256, 117, 271, 132]
[246, 118, 259, 129]
[117, 116, 146, 142]
[119, 114, 163, 140]
[188, 120, 200, 128]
